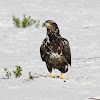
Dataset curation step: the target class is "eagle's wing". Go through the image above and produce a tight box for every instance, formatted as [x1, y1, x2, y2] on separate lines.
[62, 38, 71, 66]
[40, 38, 47, 61]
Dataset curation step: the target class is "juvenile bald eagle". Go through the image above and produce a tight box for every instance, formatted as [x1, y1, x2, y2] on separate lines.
[40, 20, 71, 79]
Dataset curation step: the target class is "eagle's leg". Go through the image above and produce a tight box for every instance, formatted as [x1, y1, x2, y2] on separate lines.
[50, 72, 54, 78]
[58, 73, 65, 79]
[47, 65, 54, 78]
[58, 66, 68, 80]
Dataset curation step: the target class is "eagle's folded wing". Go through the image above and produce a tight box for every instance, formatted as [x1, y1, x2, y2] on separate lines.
[62, 39, 71, 66]
[40, 44, 45, 61]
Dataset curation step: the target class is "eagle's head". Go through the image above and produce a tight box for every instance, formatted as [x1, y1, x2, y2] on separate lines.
[42, 20, 59, 33]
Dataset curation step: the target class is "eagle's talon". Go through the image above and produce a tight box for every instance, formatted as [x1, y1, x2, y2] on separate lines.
[58, 76, 65, 79]
[58, 73, 65, 79]
[50, 72, 54, 78]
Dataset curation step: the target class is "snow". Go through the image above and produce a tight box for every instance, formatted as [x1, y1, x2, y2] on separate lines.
[0, 0, 100, 100]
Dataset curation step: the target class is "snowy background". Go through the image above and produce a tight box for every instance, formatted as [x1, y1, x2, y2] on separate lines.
[0, 0, 100, 100]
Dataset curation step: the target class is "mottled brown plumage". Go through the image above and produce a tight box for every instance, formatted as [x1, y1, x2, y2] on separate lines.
[40, 20, 71, 79]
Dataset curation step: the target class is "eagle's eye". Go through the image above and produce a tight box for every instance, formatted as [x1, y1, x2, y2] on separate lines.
[52, 23, 55, 25]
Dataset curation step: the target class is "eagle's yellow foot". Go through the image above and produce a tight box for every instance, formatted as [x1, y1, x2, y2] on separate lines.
[58, 73, 68, 80]
[50, 72, 54, 78]
[59, 73, 64, 79]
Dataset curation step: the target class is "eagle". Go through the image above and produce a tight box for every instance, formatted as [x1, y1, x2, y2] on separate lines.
[40, 20, 71, 79]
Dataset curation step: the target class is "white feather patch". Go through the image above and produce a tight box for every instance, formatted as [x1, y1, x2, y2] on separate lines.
[50, 53, 61, 59]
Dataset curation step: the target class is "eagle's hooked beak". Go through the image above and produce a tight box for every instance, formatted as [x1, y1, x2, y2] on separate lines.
[42, 22, 51, 28]
[42, 23, 45, 27]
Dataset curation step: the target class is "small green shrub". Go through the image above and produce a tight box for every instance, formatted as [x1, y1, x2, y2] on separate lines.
[4, 68, 11, 79]
[29, 71, 31, 76]
[13, 66, 22, 78]
[22, 14, 33, 28]
[29, 71, 33, 79]
[13, 14, 40, 28]
[13, 16, 21, 27]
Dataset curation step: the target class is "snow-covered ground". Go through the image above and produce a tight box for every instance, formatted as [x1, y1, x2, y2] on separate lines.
[0, 0, 100, 100]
